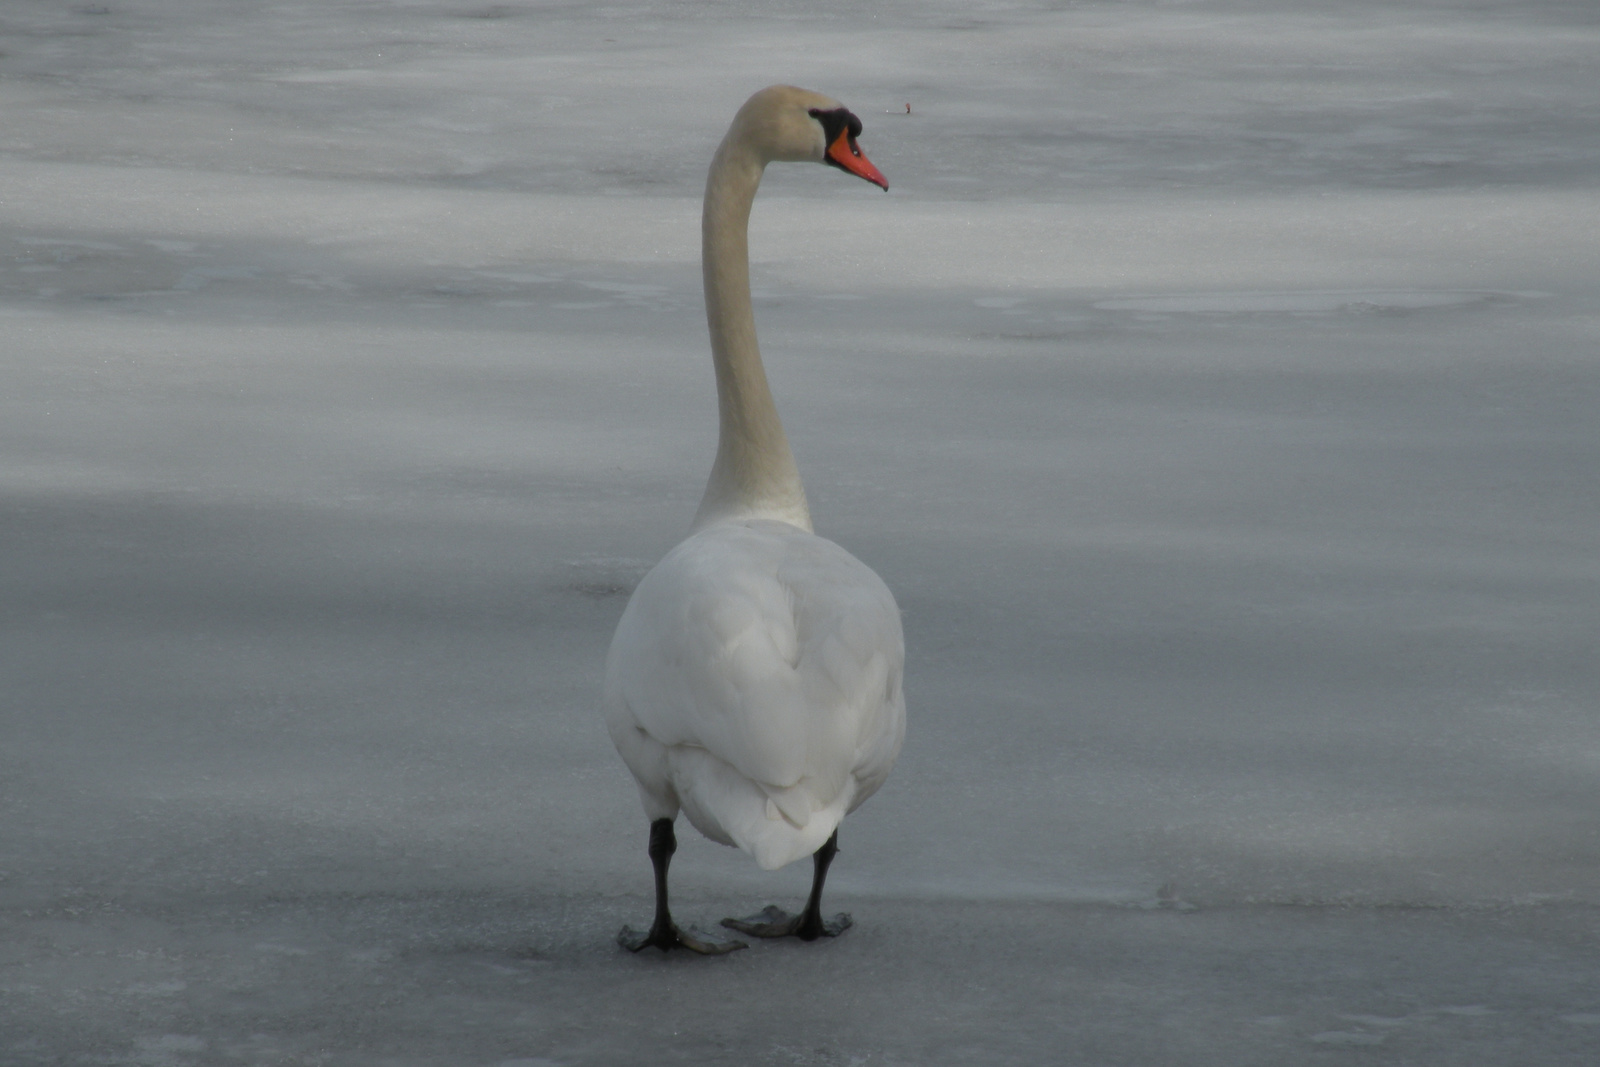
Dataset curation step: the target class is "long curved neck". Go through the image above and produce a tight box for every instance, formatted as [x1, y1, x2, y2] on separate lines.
[691, 131, 812, 533]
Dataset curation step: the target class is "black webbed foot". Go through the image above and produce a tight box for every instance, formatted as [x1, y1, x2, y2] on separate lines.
[722, 903, 852, 941]
[721, 830, 852, 942]
[618, 920, 747, 954]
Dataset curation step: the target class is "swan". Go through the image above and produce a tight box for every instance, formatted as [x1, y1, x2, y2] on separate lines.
[604, 86, 904, 954]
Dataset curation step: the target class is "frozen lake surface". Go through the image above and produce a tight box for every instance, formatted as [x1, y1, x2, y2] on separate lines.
[2, 1, 1598, 1063]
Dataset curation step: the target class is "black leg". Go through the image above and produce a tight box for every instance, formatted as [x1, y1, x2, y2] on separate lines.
[721, 830, 854, 941]
[794, 829, 846, 940]
[640, 818, 678, 946]
[618, 819, 746, 955]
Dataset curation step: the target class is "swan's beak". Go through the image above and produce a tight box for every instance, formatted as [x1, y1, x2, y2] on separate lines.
[825, 128, 889, 190]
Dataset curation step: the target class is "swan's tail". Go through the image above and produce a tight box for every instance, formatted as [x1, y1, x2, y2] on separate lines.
[668, 747, 853, 870]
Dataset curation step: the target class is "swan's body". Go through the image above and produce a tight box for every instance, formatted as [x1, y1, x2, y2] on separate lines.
[604, 86, 902, 951]
[607, 518, 904, 871]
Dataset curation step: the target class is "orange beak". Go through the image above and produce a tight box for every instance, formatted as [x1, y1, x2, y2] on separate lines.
[826, 128, 889, 190]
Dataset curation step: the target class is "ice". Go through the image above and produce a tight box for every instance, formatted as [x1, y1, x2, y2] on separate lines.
[1092, 290, 1505, 313]
[1311, 1031, 1387, 1046]
[3, 0, 1599, 1063]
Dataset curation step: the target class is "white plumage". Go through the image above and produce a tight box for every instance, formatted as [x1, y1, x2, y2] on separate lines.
[605, 518, 905, 870]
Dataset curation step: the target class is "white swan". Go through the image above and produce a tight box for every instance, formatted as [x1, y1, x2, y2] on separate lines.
[604, 86, 904, 954]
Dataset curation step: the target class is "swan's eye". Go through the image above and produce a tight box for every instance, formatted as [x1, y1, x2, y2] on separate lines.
[807, 106, 864, 152]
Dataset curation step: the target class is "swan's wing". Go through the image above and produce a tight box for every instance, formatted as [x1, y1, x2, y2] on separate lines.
[772, 526, 905, 812]
[606, 520, 904, 816]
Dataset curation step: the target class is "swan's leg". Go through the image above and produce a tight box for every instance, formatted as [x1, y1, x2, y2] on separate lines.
[795, 830, 853, 940]
[721, 830, 853, 941]
[618, 818, 747, 954]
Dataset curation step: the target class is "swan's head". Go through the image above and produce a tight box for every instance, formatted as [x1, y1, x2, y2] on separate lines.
[732, 85, 889, 191]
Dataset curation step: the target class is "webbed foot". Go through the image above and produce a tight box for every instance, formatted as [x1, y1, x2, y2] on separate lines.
[721, 903, 853, 941]
[618, 920, 747, 955]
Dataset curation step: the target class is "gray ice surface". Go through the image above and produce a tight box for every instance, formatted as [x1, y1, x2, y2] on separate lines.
[3, 1, 1598, 1064]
